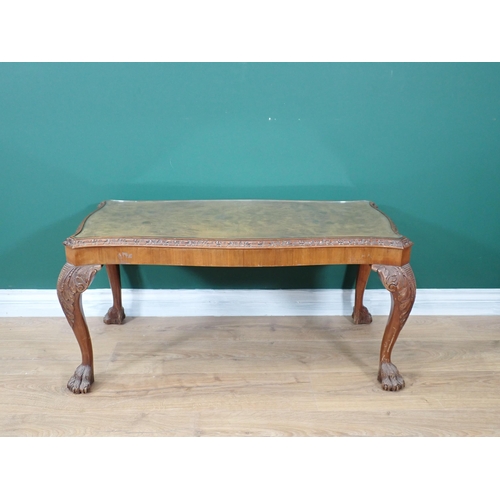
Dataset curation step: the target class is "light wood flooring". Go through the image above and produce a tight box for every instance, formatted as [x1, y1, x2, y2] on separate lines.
[1, 315, 499, 436]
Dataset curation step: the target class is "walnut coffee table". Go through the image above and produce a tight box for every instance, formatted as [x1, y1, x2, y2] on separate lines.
[57, 200, 416, 394]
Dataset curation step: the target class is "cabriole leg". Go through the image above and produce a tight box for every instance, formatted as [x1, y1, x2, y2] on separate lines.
[57, 263, 101, 394]
[104, 264, 126, 324]
[352, 264, 373, 324]
[372, 263, 416, 391]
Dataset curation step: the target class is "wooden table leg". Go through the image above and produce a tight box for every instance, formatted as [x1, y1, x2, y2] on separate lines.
[352, 264, 373, 324]
[57, 263, 101, 394]
[372, 263, 416, 391]
[104, 264, 126, 324]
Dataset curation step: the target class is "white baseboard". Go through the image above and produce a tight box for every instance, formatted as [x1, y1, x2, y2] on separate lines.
[0, 288, 499, 317]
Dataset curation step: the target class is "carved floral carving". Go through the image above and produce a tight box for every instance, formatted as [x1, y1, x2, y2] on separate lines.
[64, 235, 413, 250]
[372, 263, 416, 329]
[57, 263, 101, 327]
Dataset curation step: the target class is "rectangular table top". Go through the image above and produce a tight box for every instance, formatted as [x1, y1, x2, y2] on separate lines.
[70, 199, 404, 242]
[63, 200, 412, 267]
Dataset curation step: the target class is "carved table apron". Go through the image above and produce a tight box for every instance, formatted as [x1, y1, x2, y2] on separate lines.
[57, 200, 416, 394]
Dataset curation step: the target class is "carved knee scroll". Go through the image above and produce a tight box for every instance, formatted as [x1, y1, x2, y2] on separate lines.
[57, 263, 102, 328]
[373, 264, 416, 345]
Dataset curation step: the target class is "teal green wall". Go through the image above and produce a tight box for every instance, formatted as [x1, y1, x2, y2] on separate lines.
[1, 63, 499, 290]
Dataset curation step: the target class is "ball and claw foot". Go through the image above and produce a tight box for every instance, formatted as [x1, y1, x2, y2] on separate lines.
[352, 306, 373, 325]
[104, 306, 126, 325]
[378, 362, 405, 391]
[67, 364, 94, 394]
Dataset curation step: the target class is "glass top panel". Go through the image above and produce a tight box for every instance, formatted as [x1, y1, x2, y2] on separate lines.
[74, 200, 402, 240]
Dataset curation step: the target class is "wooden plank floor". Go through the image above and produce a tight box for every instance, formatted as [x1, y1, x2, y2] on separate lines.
[1, 315, 499, 436]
